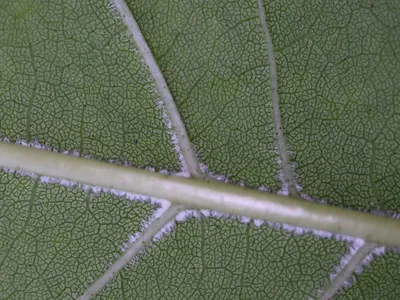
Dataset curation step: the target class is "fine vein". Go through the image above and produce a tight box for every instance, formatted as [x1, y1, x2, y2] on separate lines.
[256, 0, 298, 196]
[77, 205, 184, 300]
[113, 0, 205, 179]
[1, 142, 400, 247]
[318, 242, 377, 300]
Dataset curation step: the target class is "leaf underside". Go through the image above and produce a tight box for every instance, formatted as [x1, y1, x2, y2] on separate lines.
[0, 0, 399, 299]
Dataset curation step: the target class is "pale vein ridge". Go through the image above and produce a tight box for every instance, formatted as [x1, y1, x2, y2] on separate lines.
[112, 0, 205, 180]
[78, 1, 206, 297]
[257, 2, 384, 298]
[77, 205, 184, 300]
[318, 242, 377, 300]
[2, 142, 400, 248]
[256, 0, 298, 196]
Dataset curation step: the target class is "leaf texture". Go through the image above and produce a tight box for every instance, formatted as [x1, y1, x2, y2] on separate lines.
[97, 217, 346, 299]
[0, 0, 399, 299]
[0, 0, 179, 170]
[337, 252, 400, 300]
[0, 171, 155, 299]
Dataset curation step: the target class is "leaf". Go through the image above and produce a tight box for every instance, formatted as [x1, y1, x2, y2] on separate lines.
[128, 0, 281, 188]
[0, 171, 155, 299]
[0, 0, 399, 299]
[98, 218, 346, 300]
[267, 0, 400, 211]
[0, 0, 178, 169]
[338, 252, 400, 299]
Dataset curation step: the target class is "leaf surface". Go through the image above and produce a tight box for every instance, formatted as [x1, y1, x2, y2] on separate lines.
[0, 0, 399, 299]
[267, 0, 400, 210]
[338, 252, 400, 300]
[127, 0, 280, 188]
[0, 0, 178, 169]
[98, 218, 346, 299]
[0, 171, 155, 299]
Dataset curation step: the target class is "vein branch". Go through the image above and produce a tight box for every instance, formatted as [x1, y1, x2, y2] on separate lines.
[318, 242, 377, 300]
[113, 0, 205, 179]
[77, 1, 208, 297]
[256, 0, 298, 196]
[77, 205, 184, 300]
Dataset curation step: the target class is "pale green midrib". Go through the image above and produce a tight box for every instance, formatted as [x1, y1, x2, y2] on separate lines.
[1, 142, 400, 247]
[256, 0, 298, 196]
[112, 0, 205, 180]
[318, 243, 377, 300]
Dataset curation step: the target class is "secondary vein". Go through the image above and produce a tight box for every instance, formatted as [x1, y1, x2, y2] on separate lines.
[256, 0, 298, 196]
[113, 0, 205, 179]
[318, 242, 377, 300]
[77, 0, 208, 298]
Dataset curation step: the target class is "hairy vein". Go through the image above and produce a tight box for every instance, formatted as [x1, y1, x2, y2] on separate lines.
[256, 0, 298, 196]
[1, 142, 400, 248]
[257, 2, 384, 298]
[78, 205, 184, 300]
[77, 1, 208, 297]
[318, 242, 377, 300]
[112, 0, 205, 179]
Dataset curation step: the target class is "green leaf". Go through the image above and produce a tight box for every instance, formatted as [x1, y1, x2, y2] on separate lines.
[337, 252, 400, 300]
[0, 171, 155, 299]
[0, 0, 178, 169]
[267, 0, 400, 211]
[126, 0, 280, 188]
[0, 0, 399, 299]
[98, 218, 346, 300]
